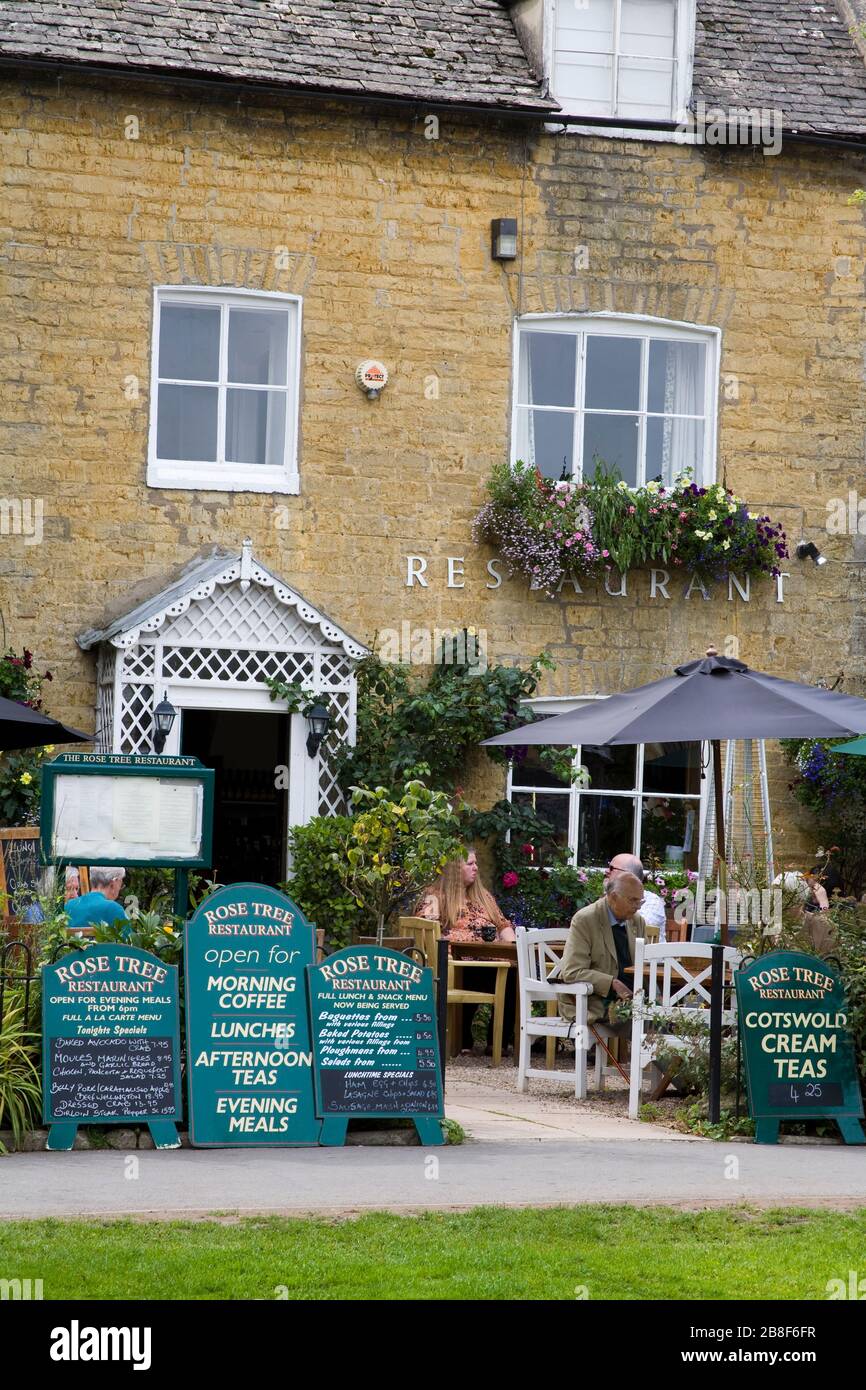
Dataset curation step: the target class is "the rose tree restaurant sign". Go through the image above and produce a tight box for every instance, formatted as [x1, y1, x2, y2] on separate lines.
[735, 950, 865, 1145]
[184, 883, 320, 1145]
[308, 945, 444, 1146]
[42, 944, 182, 1151]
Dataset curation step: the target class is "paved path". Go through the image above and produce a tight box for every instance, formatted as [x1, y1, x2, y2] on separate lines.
[444, 1075, 678, 1142]
[2, 1140, 864, 1218]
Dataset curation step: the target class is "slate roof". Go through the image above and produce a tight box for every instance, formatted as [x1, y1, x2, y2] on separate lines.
[693, 0, 866, 136]
[0, 0, 556, 114]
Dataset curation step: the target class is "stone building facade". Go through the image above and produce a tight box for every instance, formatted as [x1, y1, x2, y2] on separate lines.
[2, 1, 866, 881]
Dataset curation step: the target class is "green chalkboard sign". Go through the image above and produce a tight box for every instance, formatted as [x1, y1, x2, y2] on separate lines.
[42, 944, 182, 1150]
[308, 945, 444, 1146]
[735, 949, 865, 1145]
[185, 883, 320, 1146]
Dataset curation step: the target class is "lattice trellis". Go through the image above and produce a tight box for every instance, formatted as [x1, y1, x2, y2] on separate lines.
[92, 551, 365, 829]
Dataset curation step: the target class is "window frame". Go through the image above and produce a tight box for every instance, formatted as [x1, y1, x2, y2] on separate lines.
[506, 696, 709, 868]
[147, 285, 302, 494]
[511, 312, 721, 487]
[545, 0, 697, 135]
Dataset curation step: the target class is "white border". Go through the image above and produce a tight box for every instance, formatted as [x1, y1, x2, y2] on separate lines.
[147, 285, 302, 495]
[510, 311, 722, 487]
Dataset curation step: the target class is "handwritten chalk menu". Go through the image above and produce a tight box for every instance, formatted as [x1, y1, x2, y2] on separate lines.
[308, 946, 444, 1147]
[735, 949, 865, 1145]
[42, 944, 181, 1150]
[40, 753, 214, 869]
[185, 883, 320, 1146]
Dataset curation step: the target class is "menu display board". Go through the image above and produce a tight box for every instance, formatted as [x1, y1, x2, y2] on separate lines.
[185, 883, 321, 1146]
[735, 949, 865, 1145]
[308, 945, 444, 1146]
[40, 753, 214, 869]
[42, 944, 181, 1150]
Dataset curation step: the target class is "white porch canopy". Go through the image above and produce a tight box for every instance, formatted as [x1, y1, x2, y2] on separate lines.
[77, 539, 369, 830]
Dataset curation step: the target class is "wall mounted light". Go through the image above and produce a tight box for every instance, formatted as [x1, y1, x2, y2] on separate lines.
[152, 691, 177, 753]
[305, 702, 331, 758]
[491, 217, 518, 261]
[796, 541, 829, 567]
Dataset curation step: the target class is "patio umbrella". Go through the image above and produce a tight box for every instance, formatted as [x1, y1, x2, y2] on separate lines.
[831, 736, 866, 756]
[484, 647, 866, 941]
[0, 695, 90, 752]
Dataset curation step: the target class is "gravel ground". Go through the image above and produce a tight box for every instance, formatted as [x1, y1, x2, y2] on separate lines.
[445, 1050, 687, 1123]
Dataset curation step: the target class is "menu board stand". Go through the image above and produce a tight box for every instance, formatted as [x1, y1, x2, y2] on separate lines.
[42, 944, 182, 1151]
[185, 883, 321, 1146]
[736, 949, 865, 1145]
[309, 946, 445, 1147]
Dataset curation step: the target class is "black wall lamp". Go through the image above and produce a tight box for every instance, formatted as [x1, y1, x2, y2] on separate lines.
[796, 541, 829, 567]
[152, 691, 178, 753]
[491, 217, 518, 261]
[305, 702, 331, 757]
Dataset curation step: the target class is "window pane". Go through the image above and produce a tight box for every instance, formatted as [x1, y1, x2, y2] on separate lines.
[585, 336, 641, 410]
[518, 331, 577, 407]
[515, 407, 575, 479]
[554, 56, 614, 114]
[577, 795, 635, 866]
[158, 304, 220, 381]
[642, 742, 702, 795]
[511, 792, 570, 860]
[640, 796, 700, 868]
[617, 58, 675, 118]
[228, 308, 288, 386]
[582, 413, 639, 484]
[621, 0, 676, 58]
[156, 384, 218, 461]
[226, 389, 287, 467]
[646, 416, 704, 487]
[648, 340, 706, 414]
[510, 745, 572, 790]
[581, 744, 637, 791]
[556, 0, 614, 49]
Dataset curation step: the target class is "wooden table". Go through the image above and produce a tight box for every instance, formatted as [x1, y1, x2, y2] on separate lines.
[449, 942, 519, 1063]
[449, 940, 567, 1069]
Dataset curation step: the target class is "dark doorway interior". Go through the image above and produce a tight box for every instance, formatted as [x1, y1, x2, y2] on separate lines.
[181, 709, 289, 887]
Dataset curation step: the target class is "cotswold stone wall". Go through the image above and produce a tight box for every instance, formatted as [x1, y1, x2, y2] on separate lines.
[2, 74, 866, 859]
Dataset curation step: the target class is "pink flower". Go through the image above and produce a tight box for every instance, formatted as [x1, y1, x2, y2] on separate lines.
[578, 871, 588, 883]
[628, 506, 636, 515]
[502, 871, 519, 888]
[679, 511, 688, 521]
[564, 538, 573, 547]
[602, 549, 609, 558]
[521, 843, 534, 856]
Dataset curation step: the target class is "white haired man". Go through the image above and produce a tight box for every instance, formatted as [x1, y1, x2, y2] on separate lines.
[605, 852, 667, 940]
[64, 866, 129, 935]
[560, 872, 648, 1026]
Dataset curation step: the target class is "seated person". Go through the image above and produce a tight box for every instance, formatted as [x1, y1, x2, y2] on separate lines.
[774, 871, 836, 957]
[64, 866, 130, 935]
[416, 848, 516, 943]
[561, 872, 647, 1027]
[605, 851, 666, 940]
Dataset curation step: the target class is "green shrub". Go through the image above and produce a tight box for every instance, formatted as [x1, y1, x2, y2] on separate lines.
[0, 999, 41, 1150]
[284, 815, 369, 950]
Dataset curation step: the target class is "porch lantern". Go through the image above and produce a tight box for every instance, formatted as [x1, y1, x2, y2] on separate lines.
[152, 692, 177, 753]
[490, 217, 518, 261]
[305, 702, 330, 758]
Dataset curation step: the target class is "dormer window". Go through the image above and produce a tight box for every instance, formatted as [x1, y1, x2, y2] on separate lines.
[550, 0, 693, 123]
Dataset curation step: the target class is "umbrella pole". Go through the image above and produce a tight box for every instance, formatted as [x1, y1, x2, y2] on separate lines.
[710, 739, 727, 1126]
[712, 739, 729, 947]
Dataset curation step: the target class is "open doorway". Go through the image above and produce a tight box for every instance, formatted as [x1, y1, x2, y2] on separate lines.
[180, 709, 289, 886]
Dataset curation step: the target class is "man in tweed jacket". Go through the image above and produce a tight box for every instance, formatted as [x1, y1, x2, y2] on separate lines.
[560, 872, 648, 1024]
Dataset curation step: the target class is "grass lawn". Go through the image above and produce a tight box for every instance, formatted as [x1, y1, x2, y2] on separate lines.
[0, 1206, 864, 1299]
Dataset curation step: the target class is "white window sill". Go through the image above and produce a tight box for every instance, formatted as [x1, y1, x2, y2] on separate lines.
[545, 120, 697, 144]
[147, 463, 300, 495]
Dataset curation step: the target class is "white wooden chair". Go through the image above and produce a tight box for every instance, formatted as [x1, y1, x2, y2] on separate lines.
[628, 939, 741, 1118]
[516, 928, 592, 1098]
